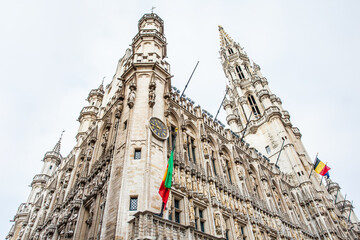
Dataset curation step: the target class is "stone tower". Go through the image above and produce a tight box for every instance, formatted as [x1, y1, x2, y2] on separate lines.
[6, 13, 360, 240]
[219, 26, 312, 180]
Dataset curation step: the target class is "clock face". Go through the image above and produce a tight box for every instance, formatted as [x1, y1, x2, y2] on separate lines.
[149, 117, 168, 140]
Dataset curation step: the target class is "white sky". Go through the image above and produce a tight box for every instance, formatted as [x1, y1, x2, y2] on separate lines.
[1, 0, 359, 237]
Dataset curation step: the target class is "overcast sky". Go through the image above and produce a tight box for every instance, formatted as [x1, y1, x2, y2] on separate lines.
[1, 0, 359, 237]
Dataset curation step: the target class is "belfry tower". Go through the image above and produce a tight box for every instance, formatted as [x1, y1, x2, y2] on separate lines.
[219, 26, 313, 182]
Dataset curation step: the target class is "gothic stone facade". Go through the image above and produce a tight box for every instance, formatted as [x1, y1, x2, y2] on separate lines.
[7, 13, 360, 240]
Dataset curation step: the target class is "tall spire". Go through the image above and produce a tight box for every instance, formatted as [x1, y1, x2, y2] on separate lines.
[53, 130, 65, 153]
[218, 25, 234, 49]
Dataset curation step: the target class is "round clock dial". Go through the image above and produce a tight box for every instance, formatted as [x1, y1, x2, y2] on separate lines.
[149, 117, 168, 140]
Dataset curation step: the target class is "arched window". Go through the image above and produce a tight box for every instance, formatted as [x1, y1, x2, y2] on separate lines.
[228, 48, 234, 54]
[211, 150, 217, 176]
[225, 160, 233, 184]
[247, 95, 261, 117]
[235, 65, 245, 80]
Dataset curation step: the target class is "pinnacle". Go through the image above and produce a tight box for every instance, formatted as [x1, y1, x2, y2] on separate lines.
[53, 130, 64, 153]
[218, 25, 234, 48]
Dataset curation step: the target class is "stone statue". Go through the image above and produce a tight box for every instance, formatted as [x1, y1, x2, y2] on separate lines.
[186, 172, 192, 191]
[63, 171, 71, 186]
[182, 131, 187, 146]
[224, 193, 230, 208]
[214, 212, 221, 229]
[234, 221, 241, 238]
[75, 187, 84, 200]
[198, 178, 203, 193]
[330, 210, 338, 222]
[192, 175, 198, 192]
[189, 198, 195, 223]
[250, 174, 257, 192]
[285, 195, 292, 209]
[220, 190, 225, 205]
[127, 88, 136, 108]
[262, 180, 270, 196]
[148, 88, 156, 107]
[247, 201, 254, 217]
[173, 165, 179, 184]
[229, 195, 234, 210]
[44, 193, 52, 208]
[254, 226, 261, 240]
[202, 180, 207, 196]
[236, 164, 245, 180]
[210, 181, 216, 197]
[180, 168, 186, 188]
[86, 144, 94, 160]
[102, 129, 109, 145]
[68, 211, 79, 232]
[30, 210, 38, 223]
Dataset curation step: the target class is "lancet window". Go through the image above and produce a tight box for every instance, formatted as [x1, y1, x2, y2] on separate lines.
[247, 95, 261, 117]
[228, 48, 234, 54]
[236, 65, 245, 80]
[187, 136, 197, 163]
[194, 206, 206, 232]
[225, 159, 233, 184]
[168, 195, 183, 224]
[211, 150, 217, 176]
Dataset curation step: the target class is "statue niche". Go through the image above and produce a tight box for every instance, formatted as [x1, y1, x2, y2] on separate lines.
[148, 77, 156, 107]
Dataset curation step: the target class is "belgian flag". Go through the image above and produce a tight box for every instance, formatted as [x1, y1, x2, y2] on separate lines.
[314, 157, 331, 176]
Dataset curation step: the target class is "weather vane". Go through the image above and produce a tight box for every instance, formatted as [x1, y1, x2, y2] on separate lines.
[151, 6, 156, 14]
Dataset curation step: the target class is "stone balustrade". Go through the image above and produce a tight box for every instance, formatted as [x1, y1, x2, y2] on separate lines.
[128, 211, 225, 240]
[80, 105, 99, 118]
[31, 174, 50, 186]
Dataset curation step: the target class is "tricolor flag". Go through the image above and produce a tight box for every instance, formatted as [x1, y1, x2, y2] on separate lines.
[313, 157, 331, 176]
[158, 129, 177, 210]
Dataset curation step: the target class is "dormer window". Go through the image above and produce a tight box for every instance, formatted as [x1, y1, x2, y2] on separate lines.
[228, 48, 234, 54]
[236, 66, 245, 80]
[248, 95, 261, 117]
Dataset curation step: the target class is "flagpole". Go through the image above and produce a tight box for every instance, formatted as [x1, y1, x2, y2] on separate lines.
[319, 162, 327, 186]
[180, 61, 199, 99]
[348, 201, 353, 223]
[275, 138, 286, 167]
[308, 153, 318, 179]
[214, 87, 229, 122]
[341, 194, 347, 214]
[157, 128, 178, 217]
[240, 112, 252, 142]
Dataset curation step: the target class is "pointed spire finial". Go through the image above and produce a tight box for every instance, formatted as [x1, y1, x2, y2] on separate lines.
[98, 77, 105, 91]
[53, 130, 65, 153]
[218, 25, 234, 48]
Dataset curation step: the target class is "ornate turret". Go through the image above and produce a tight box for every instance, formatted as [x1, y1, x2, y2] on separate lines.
[76, 81, 104, 141]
